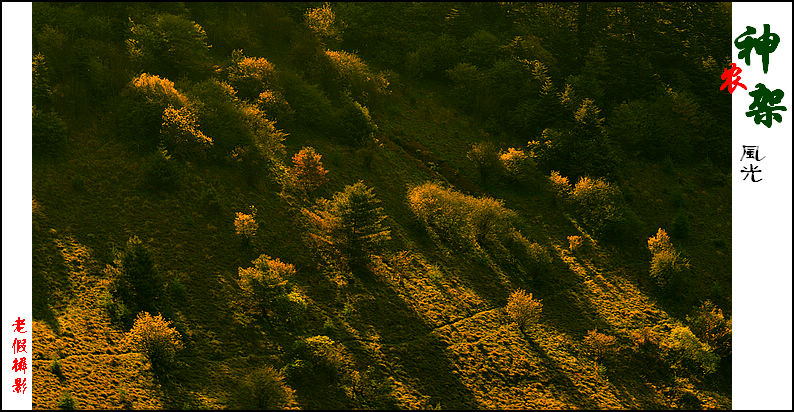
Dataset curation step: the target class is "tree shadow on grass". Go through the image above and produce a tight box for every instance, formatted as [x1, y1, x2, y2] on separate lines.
[317, 265, 481, 409]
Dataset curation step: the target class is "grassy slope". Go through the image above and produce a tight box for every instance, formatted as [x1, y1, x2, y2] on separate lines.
[32, 10, 731, 411]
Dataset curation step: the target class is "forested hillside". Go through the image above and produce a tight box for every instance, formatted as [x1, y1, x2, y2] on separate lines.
[32, 2, 732, 409]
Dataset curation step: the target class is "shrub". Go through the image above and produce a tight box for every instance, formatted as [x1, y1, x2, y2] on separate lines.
[567, 235, 583, 251]
[568, 176, 628, 238]
[686, 301, 731, 358]
[548, 170, 572, 199]
[110, 236, 164, 315]
[32, 107, 68, 157]
[257, 89, 294, 122]
[234, 206, 258, 242]
[239, 103, 288, 161]
[238, 254, 295, 310]
[127, 13, 212, 79]
[126, 312, 183, 372]
[291, 147, 329, 192]
[336, 97, 377, 146]
[240, 365, 296, 409]
[649, 248, 690, 288]
[144, 147, 179, 191]
[303, 335, 350, 379]
[324, 49, 389, 102]
[50, 358, 64, 380]
[671, 212, 690, 239]
[467, 142, 502, 184]
[407, 182, 518, 251]
[647, 228, 673, 255]
[505, 289, 543, 331]
[583, 329, 618, 360]
[500, 148, 530, 181]
[33, 53, 52, 109]
[58, 392, 76, 410]
[304, 2, 342, 42]
[662, 326, 719, 375]
[160, 105, 212, 158]
[227, 50, 278, 101]
[303, 181, 390, 264]
[119, 73, 190, 149]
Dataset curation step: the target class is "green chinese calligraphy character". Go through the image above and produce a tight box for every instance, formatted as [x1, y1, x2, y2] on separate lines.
[745, 83, 786, 128]
[735, 24, 780, 74]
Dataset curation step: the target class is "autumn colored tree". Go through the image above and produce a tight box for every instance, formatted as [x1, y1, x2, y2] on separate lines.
[160, 105, 213, 158]
[686, 301, 732, 358]
[291, 147, 329, 192]
[234, 205, 258, 244]
[505, 289, 543, 331]
[126, 312, 183, 372]
[662, 326, 719, 376]
[227, 50, 279, 101]
[583, 329, 617, 361]
[304, 3, 343, 43]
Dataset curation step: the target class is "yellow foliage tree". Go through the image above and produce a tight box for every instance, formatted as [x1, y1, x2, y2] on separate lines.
[506, 289, 543, 331]
[126, 312, 182, 371]
[234, 205, 258, 242]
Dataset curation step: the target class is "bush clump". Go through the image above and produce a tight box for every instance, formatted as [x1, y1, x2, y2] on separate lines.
[126, 312, 183, 372]
[647, 228, 690, 288]
[108, 235, 165, 319]
[662, 326, 719, 376]
[239, 365, 296, 409]
[408, 182, 521, 251]
[234, 205, 258, 244]
[686, 301, 731, 358]
[505, 289, 543, 331]
[467, 141, 501, 185]
[160, 105, 212, 158]
[227, 50, 279, 101]
[143, 147, 180, 191]
[32, 107, 68, 157]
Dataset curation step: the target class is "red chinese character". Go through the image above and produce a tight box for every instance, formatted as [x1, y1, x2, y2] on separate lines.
[12, 317, 26, 333]
[12, 357, 28, 374]
[720, 63, 748, 94]
[12, 378, 27, 394]
[12, 338, 27, 354]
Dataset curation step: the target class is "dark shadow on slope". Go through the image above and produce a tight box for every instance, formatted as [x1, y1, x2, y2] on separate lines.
[325, 266, 480, 409]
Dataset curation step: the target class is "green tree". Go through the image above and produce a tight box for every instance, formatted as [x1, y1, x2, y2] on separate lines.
[467, 142, 501, 185]
[304, 181, 391, 265]
[111, 236, 164, 316]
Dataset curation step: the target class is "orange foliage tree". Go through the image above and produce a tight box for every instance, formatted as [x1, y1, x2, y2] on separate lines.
[291, 147, 329, 191]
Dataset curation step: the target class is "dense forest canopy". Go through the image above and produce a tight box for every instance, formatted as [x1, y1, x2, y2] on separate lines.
[32, 2, 731, 409]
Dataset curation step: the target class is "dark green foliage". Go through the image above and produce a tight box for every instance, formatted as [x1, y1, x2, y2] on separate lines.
[144, 147, 180, 191]
[32, 108, 68, 157]
[279, 71, 338, 132]
[335, 97, 377, 146]
[304, 181, 391, 265]
[671, 212, 690, 239]
[529, 99, 617, 180]
[239, 365, 295, 409]
[686, 301, 732, 358]
[467, 142, 501, 185]
[127, 13, 213, 80]
[110, 236, 164, 317]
